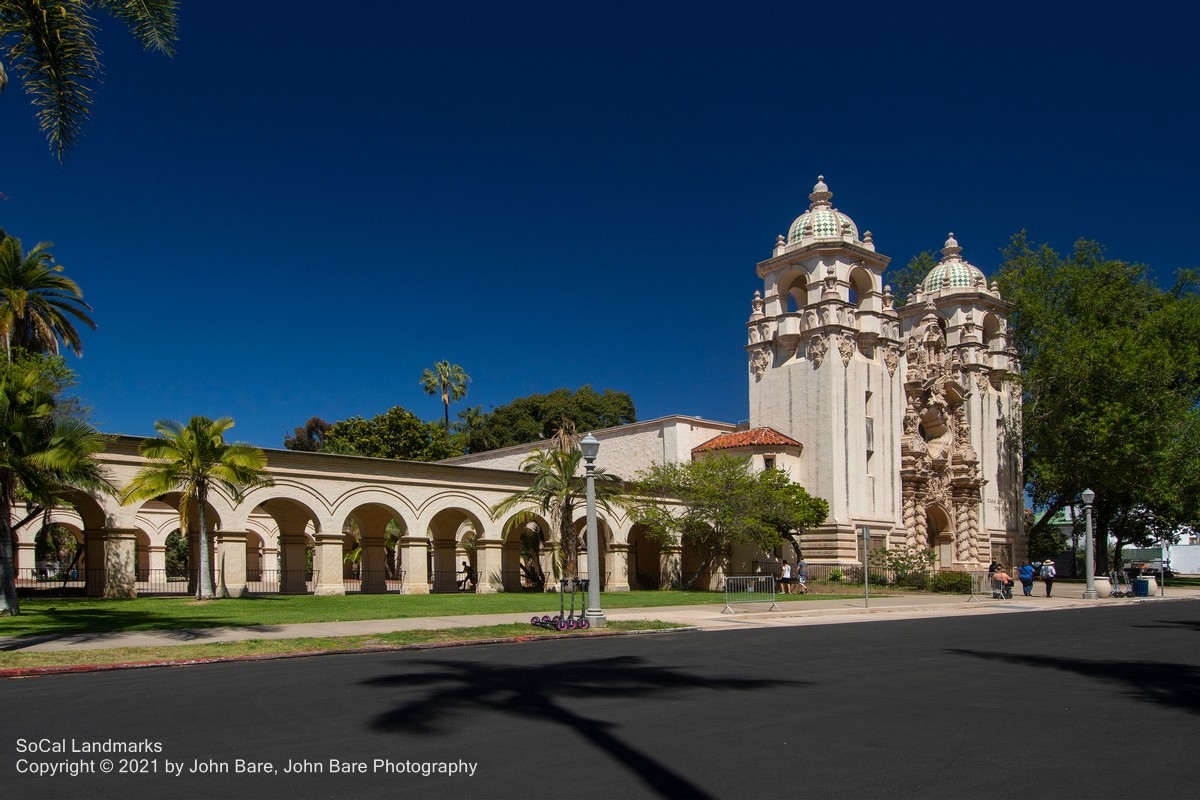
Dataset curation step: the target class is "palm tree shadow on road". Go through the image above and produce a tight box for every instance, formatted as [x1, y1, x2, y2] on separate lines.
[948, 648, 1200, 715]
[360, 653, 802, 799]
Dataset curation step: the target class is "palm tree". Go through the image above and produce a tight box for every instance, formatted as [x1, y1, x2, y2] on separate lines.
[420, 360, 470, 432]
[0, 360, 111, 615]
[120, 417, 273, 600]
[0, 235, 96, 357]
[490, 447, 626, 583]
[0, 1, 179, 161]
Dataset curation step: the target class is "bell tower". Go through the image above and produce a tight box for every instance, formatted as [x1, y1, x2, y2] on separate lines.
[746, 177, 905, 560]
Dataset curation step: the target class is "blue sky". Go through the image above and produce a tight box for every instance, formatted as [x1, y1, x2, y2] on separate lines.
[1, 1, 1196, 449]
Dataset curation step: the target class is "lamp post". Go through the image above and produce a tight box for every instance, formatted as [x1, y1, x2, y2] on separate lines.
[581, 434, 605, 627]
[860, 526, 871, 608]
[1081, 488, 1097, 600]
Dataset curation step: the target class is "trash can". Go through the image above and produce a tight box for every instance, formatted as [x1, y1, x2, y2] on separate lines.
[1132, 577, 1150, 597]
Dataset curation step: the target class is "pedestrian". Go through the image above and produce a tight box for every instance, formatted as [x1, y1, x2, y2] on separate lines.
[796, 557, 809, 594]
[779, 560, 792, 594]
[1017, 562, 1035, 596]
[1040, 559, 1057, 597]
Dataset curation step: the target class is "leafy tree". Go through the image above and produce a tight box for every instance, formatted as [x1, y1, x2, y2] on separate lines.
[324, 405, 457, 461]
[164, 528, 188, 578]
[997, 233, 1200, 568]
[120, 416, 273, 600]
[452, 404, 488, 455]
[420, 360, 470, 432]
[473, 386, 637, 451]
[283, 416, 333, 452]
[0, 0, 179, 161]
[0, 234, 95, 357]
[490, 447, 627, 583]
[884, 250, 937, 307]
[629, 455, 828, 589]
[0, 357, 110, 614]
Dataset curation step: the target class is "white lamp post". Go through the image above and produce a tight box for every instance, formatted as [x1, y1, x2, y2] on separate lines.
[1082, 488, 1097, 600]
[581, 434, 605, 627]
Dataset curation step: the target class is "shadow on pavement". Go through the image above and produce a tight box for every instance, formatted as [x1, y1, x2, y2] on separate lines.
[361, 653, 802, 799]
[948, 648, 1200, 715]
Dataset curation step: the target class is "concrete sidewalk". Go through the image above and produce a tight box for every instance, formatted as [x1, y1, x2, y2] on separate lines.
[5, 585, 1198, 654]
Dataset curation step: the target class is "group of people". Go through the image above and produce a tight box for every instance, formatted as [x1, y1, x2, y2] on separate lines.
[990, 558, 1057, 598]
[778, 558, 808, 594]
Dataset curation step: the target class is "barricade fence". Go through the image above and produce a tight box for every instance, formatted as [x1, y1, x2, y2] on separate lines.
[722, 575, 780, 613]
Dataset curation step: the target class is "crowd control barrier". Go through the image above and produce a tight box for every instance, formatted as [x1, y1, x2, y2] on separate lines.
[721, 575, 781, 614]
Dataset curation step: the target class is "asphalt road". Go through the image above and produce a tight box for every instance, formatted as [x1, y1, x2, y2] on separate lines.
[3, 600, 1197, 800]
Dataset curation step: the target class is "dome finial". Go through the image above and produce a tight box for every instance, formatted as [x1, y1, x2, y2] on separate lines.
[808, 175, 833, 207]
[941, 232, 962, 262]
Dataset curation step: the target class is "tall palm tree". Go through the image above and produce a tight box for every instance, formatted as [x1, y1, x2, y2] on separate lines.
[0, 360, 111, 615]
[0, 0, 179, 161]
[490, 447, 626, 583]
[420, 360, 470, 432]
[120, 417, 273, 600]
[0, 235, 95, 357]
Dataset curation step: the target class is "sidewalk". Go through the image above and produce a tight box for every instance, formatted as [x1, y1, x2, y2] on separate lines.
[5, 585, 1198, 654]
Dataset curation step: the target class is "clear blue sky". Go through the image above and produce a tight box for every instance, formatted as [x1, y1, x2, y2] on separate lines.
[2, 1, 1196, 449]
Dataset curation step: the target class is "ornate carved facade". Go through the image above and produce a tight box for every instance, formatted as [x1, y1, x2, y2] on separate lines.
[745, 179, 1023, 569]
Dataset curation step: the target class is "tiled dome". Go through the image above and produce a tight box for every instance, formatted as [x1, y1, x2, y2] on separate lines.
[787, 176, 860, 243]
[922, 233, 987, 292]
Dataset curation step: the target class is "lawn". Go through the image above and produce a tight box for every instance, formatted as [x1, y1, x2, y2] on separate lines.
[0, 589, 834, 639]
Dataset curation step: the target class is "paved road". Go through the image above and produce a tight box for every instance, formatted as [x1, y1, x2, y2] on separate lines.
[3, 599, 1198, 799]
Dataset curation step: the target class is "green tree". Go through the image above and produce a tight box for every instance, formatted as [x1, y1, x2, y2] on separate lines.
[0, 357, 110, 614]
[452, 404, 488, 455]
[998, 233, 1200, 568]
[420, 360, 470, 432]
[883, 250, 937, 307]
[0, 0, 179, 161]
[120, 416, 273, 600]
[629, 455, 828, 590]
[0, 235, 95, 357]
[324, 405, 456, 461]
[473, 386, 637, 451]
[490, 447, 627, 583]
[283, 416, 332, 452]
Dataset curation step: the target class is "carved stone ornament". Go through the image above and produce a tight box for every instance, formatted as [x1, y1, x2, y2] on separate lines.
[749, 347, 770, 381]
[807, 334, 828, 368]
[975, 372, 991, 395]
[884, 345, 900, 376]
[838, 333, 855, 366]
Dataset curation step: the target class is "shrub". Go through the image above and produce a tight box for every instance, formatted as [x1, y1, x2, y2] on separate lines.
[829, 567, 844, 583]
[929, 571, 973, 594]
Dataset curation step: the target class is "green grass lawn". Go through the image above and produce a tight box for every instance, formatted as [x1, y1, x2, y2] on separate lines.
[0, 589, 837, 639]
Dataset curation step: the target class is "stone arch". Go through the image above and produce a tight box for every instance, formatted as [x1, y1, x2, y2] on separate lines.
[925, 505, 955, 568]
[779, 270, 809, 313]
[982, 310, 1004, 352]
[847, 264, 874, 307]
[628, 523, 663, 589]
[426, 506, 487, 593]
[496, 513, 553, 593]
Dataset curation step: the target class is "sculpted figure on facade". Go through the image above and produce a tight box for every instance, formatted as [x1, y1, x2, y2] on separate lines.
[749, 347, 770, 381]
[807, 334, 828, 368]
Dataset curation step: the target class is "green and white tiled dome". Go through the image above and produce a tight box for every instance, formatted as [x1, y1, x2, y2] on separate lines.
[921, 233, 987, 292]
[787, 176, 860, 243]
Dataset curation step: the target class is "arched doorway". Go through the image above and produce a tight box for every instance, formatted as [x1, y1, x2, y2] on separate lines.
[926, 506, 954, 569]
[628, 525, 662, 589]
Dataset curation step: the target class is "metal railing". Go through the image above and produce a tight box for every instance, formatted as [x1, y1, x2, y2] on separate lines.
[721, 575, 780, 613]
[343, 570, 404, 594]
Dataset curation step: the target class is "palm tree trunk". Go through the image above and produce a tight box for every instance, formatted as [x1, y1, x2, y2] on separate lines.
[0, 499, 21, 615]
[197, 487, 215, 599]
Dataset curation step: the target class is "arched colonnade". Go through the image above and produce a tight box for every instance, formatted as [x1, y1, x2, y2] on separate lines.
[14, 437, 682, 598]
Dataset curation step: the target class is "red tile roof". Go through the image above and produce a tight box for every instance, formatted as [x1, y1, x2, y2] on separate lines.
[692, 427, 802, 454]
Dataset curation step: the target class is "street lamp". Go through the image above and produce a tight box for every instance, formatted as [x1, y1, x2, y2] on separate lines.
[1081, 488, 1097, 600]
[581, 434, 605, 627]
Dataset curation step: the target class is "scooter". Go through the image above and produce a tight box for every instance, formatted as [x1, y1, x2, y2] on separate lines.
[531, 577, 591, 631]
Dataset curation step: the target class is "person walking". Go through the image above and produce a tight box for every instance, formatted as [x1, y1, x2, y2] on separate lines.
[1040, 559, 1057, 597]
[1017, 562, 1035, 596]
[779, 560, 793, 594]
